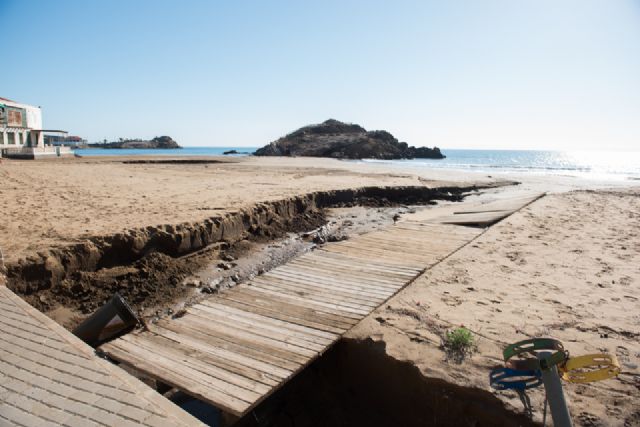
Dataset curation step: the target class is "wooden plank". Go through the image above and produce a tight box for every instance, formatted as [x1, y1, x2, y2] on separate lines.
[372, 228, 467, 240]
[249, 278, 381, 310]
[328, 238, 441, 256]
[330, 239, 427, 257]
[146, 325, 292, 380]
[296, 251, 420, 277]
[308, 250, 423, 274]
[394, 220, 480, 231]
[101, 340, 250, 416]
[0, 324, 83, 364]
[437, 211, 514, 225]
[319, 246, 421, 268]
[253, 275, 384, 307]
[371, 232, 471, 247]
[0, 301, 48, 328]
[323, 244, 434, 265]
[178, 311, 316, 361]
[295, 252, 419, 276]
[221, 288, 358, 329]
[200, 301, 338, 341]
[344, 235, 451, 255]
[189, 305, 329, 351]
[284, 259, 413, 284]
[0, 288, 203, 427]
[212, 296, 347, 334]
[120, 334, 272, 395]
[268, 267, 401, 293]
[245, 284, 369, 317]
[252, 274, 392, 303]
[259, 269, 396, 297]
[393, 223, 479, 237]
[330, 241, 439, 261]
[319, 244, 419, 263]
[155, 319, 301, 372]
[230, 286, 364, 322]
[451, 194, 542, 213]
[284, 258, 414, 283]
[0, 315, 66, 344]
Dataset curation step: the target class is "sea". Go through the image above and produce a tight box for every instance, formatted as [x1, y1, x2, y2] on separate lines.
[74, 147, 640, 182]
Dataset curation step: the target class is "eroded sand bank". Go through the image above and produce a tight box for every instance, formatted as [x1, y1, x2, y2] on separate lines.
[1, 156, 638, 425]
[0, 156, 493, 263]
[347, 190, 640, 426]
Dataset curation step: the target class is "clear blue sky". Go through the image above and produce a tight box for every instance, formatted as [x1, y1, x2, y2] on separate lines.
[2, 0, 639, 150]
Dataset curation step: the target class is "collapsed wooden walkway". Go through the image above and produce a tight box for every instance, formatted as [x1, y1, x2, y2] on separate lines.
[100, 192, 543, 417]
[0, 286, 203, 427]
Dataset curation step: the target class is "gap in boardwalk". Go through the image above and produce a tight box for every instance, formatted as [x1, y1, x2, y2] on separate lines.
[233, 338, 537, 427]
[27, 201, 440, 330]
[98, 188, 544, 423]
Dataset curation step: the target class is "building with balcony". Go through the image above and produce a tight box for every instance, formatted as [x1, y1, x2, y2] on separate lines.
[0, 96, 72, 159]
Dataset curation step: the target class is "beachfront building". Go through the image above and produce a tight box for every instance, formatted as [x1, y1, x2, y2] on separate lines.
[0, 96, 72, 159]
[44, 134, 86, 147]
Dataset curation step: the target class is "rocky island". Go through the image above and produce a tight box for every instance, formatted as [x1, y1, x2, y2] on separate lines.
[87, 136, 181, 149]
[254, 119, 444, 160]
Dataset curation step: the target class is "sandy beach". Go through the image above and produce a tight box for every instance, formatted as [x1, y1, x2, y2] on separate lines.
[346, 189, 640, 426]
[0, 156, 494, 263]
[0, 155, 630, 264]
[4, 3, 640, 426]
[1, 156, 638, 426]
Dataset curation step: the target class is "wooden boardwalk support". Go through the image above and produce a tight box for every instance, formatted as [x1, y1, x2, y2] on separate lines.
[99, 193, 544, 417]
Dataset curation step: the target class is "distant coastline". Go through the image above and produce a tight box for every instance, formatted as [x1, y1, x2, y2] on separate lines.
[84, 136, 180, 149]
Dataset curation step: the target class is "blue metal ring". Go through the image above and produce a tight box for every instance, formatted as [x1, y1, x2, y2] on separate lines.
[489, 368, 542, 390]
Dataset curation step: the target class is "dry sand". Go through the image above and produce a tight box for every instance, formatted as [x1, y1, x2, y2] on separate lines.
[0, 156, 494, 263]
[348, 190, 640, 426]
[1, 155, 638, 425]
[0, 155, 630, 264]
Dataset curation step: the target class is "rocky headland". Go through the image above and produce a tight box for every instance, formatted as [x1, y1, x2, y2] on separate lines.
[87, 136, 181, 149]
[254, 119, 444, 160]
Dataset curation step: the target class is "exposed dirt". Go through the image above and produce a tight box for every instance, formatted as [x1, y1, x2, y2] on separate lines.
[24, 207, 327, 330]
[235, 338, 537, 427]
[9, 185, 484, 330]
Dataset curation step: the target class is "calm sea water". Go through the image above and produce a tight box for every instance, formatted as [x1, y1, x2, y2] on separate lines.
[75, 147, 640, 181]
[362, 149, 640, 181]
[75, 147, 254, 157]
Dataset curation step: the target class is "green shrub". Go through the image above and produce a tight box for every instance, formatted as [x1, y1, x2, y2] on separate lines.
[442, 326, 477, 363]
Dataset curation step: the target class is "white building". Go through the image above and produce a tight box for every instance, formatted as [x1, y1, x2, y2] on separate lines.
[0, 96, 71, 159]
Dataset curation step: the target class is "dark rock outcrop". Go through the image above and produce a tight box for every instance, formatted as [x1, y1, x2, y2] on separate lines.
[87, 136, 181, 149]
[254, 119, 444, 160]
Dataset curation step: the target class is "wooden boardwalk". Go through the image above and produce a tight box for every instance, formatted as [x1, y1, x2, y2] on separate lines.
[0, 285, 203, 427]
[100, 193, 543, 417]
